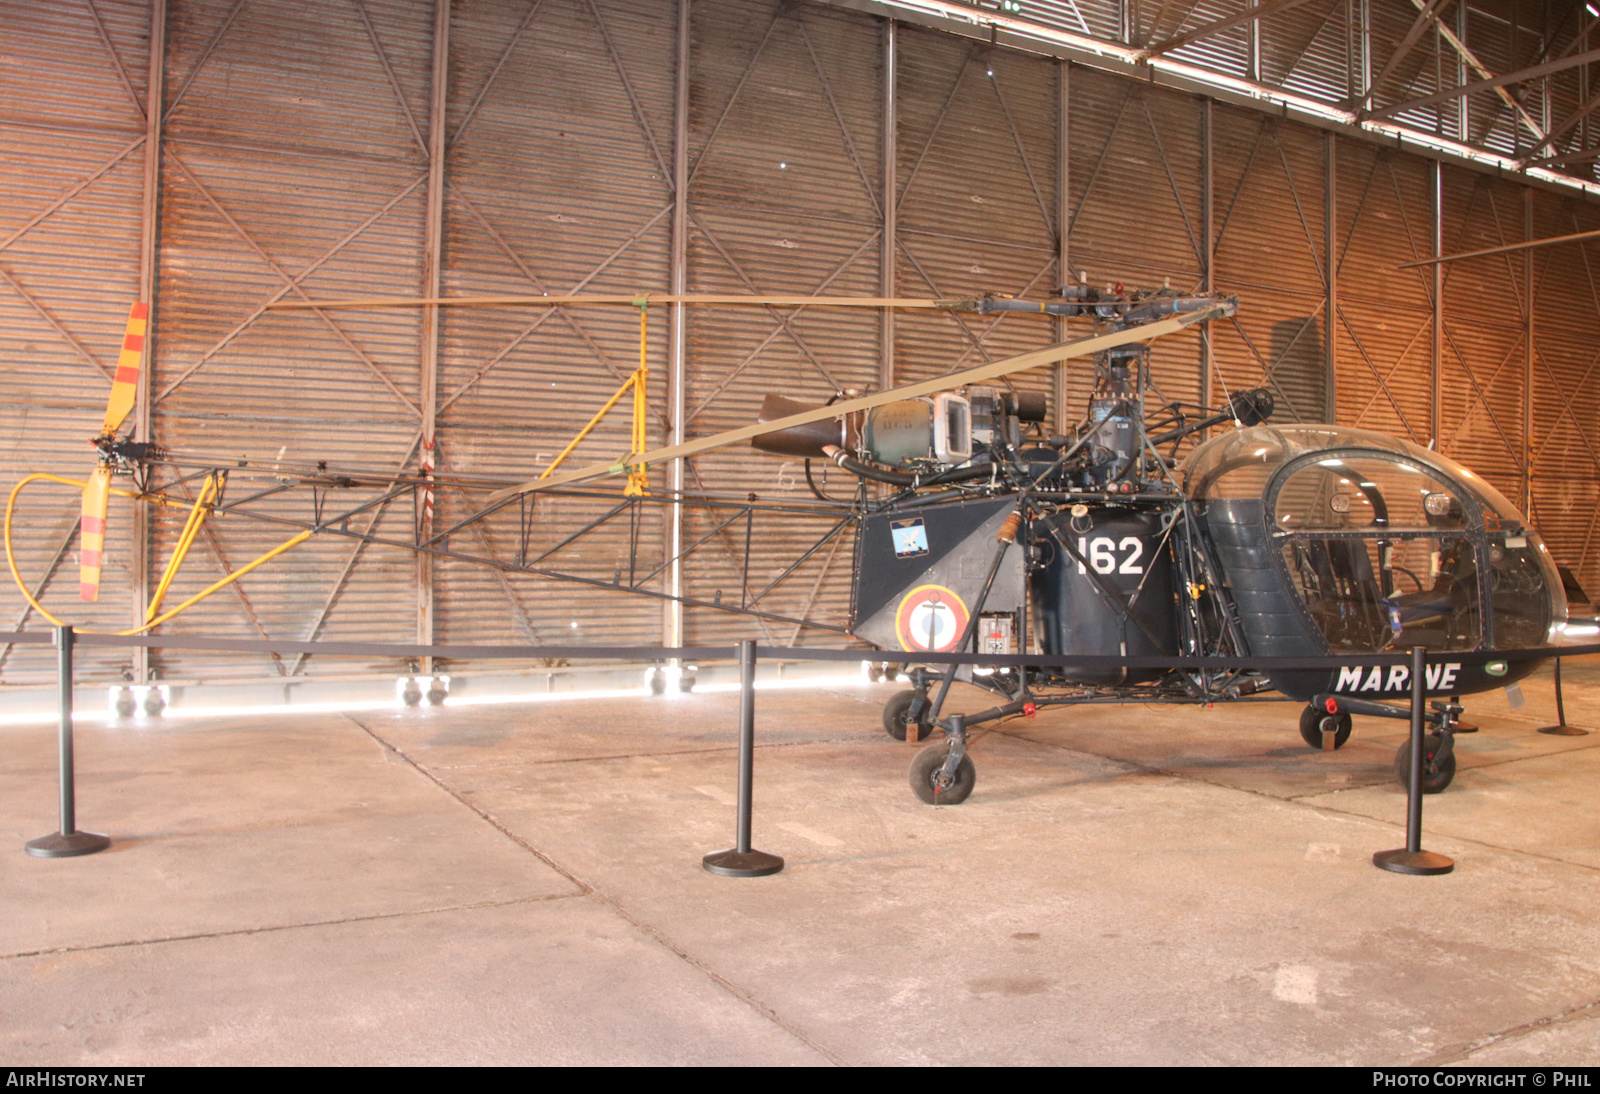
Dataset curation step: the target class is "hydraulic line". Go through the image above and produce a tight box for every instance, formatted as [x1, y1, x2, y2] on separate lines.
[6, 472, 310, 635]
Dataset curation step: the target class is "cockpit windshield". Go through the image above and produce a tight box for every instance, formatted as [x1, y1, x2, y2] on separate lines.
[1183, 425, 1566, 652]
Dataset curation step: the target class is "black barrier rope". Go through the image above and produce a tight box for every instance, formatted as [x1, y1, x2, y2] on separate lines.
[0, 627, 1594, 673]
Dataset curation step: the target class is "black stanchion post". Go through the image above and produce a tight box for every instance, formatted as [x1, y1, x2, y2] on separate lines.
[703, 639, 783, 878]
[1374, 646, 1452, 876]
[1538, 656, 1589, 736]
[25, 625, 110, 859]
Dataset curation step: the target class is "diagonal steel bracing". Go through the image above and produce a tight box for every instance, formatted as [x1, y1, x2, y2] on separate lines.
[351, 0, 429, 158]
[154, 174, 428, 405]
[687, 231, 883, 421]
[164, 154, 422, 416]
[448, 0, 547, 153]
[796, 18, 882, 220]
[436, 203, 673, 415]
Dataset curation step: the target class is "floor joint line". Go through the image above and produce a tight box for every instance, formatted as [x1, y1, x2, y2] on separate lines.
[343, 713, 846, 1066]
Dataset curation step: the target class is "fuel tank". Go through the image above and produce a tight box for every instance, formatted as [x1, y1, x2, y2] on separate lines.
[1031, 508, 1176, 684]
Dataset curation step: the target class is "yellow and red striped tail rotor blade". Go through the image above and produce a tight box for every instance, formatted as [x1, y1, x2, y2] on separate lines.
[79, 465, 113, 602]
[102, 301, 148, 435]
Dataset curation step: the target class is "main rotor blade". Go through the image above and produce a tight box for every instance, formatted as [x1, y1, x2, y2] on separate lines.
[486, 305, 1227, 503]
[79, 464, 113, 601]
[103, 301, 149, 434]
[264, 293, 961, 311]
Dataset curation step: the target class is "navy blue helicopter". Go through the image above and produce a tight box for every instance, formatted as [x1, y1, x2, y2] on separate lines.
[746, 287, 1575, 802]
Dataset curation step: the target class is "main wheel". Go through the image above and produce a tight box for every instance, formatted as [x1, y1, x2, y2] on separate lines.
[1394, 732, 1456, 794]
[1299, 706, 1353, 750]
[882, 690, 929, 742]
[909, 744, 975, 805]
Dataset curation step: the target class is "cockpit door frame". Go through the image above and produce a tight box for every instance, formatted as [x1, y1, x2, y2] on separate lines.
[1262, 447, 1493, 654]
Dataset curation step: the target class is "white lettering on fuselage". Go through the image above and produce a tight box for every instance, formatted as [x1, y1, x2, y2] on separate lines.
[1334, 662, 1461, 694]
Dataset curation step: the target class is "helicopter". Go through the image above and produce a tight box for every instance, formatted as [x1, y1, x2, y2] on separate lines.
[491, 281, 1573, 803]
[8, 290, 1574, 804]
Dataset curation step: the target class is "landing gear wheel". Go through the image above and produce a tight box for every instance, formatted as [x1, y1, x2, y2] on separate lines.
[1394, 732, 1456, 794]
[909, 744, 975, 805]
[883, 690, 929, 742]
[1299, 706, 1353, 750]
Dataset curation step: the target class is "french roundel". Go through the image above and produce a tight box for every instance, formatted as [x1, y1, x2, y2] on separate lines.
[894, 584, 971, 653]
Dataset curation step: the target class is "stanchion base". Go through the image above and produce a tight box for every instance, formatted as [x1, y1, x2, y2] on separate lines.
[1373, 848, 1453, 875]
[25, 831, 110, 859]
[1538, 724, 1590, 736]
[703, 848, 783, 877]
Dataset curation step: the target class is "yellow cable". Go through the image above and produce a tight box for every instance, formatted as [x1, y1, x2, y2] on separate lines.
[5, 474, 71, 627]
[6, 472, 310, 635]
[126, 530, 312, 635]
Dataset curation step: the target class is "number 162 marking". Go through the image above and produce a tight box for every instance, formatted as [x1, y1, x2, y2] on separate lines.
[1077, 536, 1144, 575]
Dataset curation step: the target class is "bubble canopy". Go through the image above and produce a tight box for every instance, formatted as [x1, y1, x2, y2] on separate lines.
[1183, 424, 1526, 527]
[1182, 424, 1567, 650]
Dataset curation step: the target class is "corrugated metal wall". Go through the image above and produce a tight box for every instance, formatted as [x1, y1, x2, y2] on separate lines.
[433, 0, 675, 657]
[1334, 142, 1435, 445]
[1210, 106, 1330, 423]
[1531, 199, 1600, 597]
[1066, 66, 1205, 420]
[4, 0, 1600, 690]
[680, 0, 883, 646]
[150, 0, 432, 681]
[0, 0, 150, 684]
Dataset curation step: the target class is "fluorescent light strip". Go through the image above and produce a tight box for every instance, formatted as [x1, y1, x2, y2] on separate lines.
[443, 686, 653, 707]
[886, 0, 1141, 60]
[0, 672, 891, 728]
[1148, 57, 1355, 124]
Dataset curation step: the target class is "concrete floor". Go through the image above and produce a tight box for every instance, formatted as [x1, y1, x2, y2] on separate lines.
[5, 660, 1600, 1066]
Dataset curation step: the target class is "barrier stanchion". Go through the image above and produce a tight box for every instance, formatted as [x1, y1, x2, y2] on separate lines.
[703, 639, 783, 878]
[1538, 656, 1590, 736]
[1374, 646, 1452, 876]
[25, 625, 110, 859]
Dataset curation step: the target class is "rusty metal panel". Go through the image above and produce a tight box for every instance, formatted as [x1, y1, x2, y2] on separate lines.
[1529, 199, 1600, 596]
[1437, 170, 1527, 509]
[1266, 0, 1347, 105]
[0, 1, 152, 685]
[1163, 0, 1252, 80]
[432, 0, 677, 654]
[1208, 105, 1327, 424]
[893, 22, 1059, 414]
[1333, 142, 1435, 444]
[1064, 65, 1206, 423]
[678, 0, 885, 646]
[1023, 0, 1124, 44]
[146, 0, 435, 681]
[1364, 0, 1449, 134]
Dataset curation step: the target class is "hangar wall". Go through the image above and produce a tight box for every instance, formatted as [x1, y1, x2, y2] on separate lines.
[2, 0, 1598, 687]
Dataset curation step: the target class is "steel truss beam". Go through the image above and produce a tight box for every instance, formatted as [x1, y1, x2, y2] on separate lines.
[1139, 0, 1322, 61]
[1366, 47, 1600, 125]
[175, 466, 858, 636]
